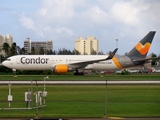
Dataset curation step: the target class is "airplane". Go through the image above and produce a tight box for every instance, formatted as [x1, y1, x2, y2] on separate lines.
[2, 31, 156, 75]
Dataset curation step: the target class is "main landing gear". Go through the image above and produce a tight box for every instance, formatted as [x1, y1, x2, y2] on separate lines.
[74, 69, 84, 76]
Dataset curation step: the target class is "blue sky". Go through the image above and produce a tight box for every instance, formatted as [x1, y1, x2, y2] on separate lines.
[0, 0, 159, 55]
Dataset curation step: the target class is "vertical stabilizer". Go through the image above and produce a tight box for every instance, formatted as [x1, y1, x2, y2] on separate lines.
[127, 31, 156, 58]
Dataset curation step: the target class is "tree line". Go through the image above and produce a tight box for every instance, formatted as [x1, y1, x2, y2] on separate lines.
[0, 42, 106, 60]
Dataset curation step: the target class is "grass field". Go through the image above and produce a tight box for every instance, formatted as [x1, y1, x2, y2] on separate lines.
[0, 84, 160, 118]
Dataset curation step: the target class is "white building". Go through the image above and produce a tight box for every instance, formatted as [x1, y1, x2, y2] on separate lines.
[24, 38, 53, 54]
[0, 33, 13, 55]
[74, 36, 98, 55]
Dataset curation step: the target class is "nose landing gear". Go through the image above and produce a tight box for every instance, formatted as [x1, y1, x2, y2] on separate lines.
[13, 69, 17, 77]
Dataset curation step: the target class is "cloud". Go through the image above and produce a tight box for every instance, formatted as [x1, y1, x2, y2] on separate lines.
[37, 8, 47, 16]
[19, 14, 35, 31]
[82, 5, 110, 26]
[55, 27, 74, 36]
[15, 0, 160, 53]
[0, 6, 10, 11]
[37, 0, 77, 25]
[111, 1, 150, 26]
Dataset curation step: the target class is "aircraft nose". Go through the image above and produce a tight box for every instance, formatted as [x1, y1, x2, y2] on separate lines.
[2, 61, 6, 66]
[2, 61, 5, 66]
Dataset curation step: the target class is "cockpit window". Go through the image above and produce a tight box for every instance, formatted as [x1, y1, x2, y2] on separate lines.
[5, 59, 11, 61]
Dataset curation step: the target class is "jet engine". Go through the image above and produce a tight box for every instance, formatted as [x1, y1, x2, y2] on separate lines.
[52, 64, 70, 73]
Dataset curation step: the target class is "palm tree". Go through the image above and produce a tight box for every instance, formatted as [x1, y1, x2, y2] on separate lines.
[73, 49, 80, 55]
[90, 48, 97, 55]
[47, 49, 53, 55]
[9, 42, 17, 56]
[151, 53, 157, 66]
[2, 42, 10, 56]
[31, 47, 35, 55]
[97, 50, 104, 55]
[21, 47, 26, 55]
[0, 46, 2, 54]
[39, 47, 44, 55]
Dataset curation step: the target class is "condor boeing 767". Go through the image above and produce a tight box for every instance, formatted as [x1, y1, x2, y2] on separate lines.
[2, 31, 156, 75]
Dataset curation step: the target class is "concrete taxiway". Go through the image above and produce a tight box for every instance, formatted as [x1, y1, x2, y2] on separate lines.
[0, 80, 160, 85]
[0, 118, 160, 120]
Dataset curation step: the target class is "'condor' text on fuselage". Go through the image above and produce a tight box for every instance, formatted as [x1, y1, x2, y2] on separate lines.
[20, 57, 49, 64]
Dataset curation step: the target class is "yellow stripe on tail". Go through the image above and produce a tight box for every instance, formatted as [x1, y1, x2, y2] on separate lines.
[112, 57, 123, 69]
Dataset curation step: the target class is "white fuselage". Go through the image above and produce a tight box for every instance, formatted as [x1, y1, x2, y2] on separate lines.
[2, 55, 119, 71]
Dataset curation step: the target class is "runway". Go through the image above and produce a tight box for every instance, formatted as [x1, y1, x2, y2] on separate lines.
[0, 80, 160, 85]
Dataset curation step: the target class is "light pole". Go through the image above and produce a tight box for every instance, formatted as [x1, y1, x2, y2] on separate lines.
[43, 76, 49, 104]
[8, 82, 13, 108]
[116, 39, 118, 48]
[44, 76, 49, 92]
[104, 80, 107, 120]
[35, 80, 39, 119]
[31, 80, 33, 108]
[116, 39, 118, 55]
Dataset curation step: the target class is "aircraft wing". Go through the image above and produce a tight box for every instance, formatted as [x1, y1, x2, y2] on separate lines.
[132, 56, 159, 62]
[68, 48, 118, 69]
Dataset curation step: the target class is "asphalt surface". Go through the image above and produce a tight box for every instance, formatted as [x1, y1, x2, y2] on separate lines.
[0, 118, 160, 120]
[0, 80, 160, 85]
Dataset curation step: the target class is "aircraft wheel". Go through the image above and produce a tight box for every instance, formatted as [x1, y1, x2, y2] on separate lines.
[79, 72, 84, 76]
[74, 72, 84, 76]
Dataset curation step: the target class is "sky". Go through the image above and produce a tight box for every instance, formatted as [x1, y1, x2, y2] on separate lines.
[0, 0, 159, 55]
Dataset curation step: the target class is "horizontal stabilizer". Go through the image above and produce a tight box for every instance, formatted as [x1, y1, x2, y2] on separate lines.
[132, 57, 159, 62]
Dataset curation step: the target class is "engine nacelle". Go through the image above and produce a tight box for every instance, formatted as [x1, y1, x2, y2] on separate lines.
[52, 64, 69, 73]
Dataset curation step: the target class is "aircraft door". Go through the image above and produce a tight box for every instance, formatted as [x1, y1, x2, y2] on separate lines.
[120, 58, 124, 64]
[66, 59, 70, 63]
[16, 58, 20, 64]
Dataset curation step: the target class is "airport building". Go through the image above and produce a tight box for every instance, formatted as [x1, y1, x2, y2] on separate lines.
[74, 36, 98, 55]
[24, 38, 53, 54]
[0, 33, 13, 55]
